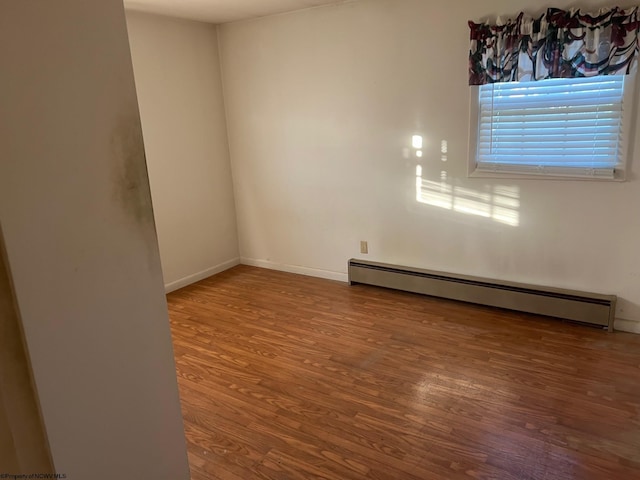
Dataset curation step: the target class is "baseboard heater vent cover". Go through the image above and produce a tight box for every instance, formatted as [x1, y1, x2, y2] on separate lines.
[348, 259, 616, 331]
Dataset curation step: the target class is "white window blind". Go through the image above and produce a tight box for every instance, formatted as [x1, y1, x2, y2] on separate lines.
[476, 76, 625, 178]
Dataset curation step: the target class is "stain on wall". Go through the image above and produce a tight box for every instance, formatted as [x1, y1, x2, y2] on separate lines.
[0, 227, 53, 473]
[110, 111, 165, 272]
[110, 113, 156, 228]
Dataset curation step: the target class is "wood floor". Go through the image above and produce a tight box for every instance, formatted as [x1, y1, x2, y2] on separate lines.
[167, 265, 640, 480]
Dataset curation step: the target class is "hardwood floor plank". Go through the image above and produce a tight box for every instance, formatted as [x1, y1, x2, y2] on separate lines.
[167, 265, 640, 480]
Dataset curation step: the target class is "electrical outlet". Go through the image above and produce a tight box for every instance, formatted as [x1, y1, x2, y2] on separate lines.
[360, 241, 368, 254]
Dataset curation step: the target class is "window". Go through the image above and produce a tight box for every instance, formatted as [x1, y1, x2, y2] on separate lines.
[469, 75, 635, 180]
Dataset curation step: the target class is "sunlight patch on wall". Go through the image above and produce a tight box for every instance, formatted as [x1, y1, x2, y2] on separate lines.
[415, 165, 520, 227]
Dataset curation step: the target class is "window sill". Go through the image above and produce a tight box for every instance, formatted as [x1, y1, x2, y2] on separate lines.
[468, 165, 626, 182]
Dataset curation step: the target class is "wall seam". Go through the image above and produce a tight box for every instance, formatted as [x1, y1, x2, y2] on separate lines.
[215, 23, 243, 259]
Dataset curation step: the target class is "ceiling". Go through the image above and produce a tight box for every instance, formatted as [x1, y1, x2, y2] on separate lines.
[123, 0, 351, 24]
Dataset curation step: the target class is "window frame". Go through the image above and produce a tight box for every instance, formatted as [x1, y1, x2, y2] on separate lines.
[467, 73, 638, 181]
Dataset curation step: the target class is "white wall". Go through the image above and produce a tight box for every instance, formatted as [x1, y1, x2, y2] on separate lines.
[0, 229, 52, 472]
[0, 1, 190, 478]
[126, 11, 239, 292]
[219, 0, 640, 332]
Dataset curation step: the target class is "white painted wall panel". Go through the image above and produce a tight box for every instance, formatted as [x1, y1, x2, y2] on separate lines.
[0, 1, 190, 477]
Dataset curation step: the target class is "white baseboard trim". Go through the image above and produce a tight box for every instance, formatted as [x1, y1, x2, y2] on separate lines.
[614, 318, 640, 334]
[164, 257, 241, 293]
[240, 258, 348, 283]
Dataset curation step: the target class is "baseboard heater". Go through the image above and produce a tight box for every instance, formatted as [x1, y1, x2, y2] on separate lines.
[348, 259, 616, 331]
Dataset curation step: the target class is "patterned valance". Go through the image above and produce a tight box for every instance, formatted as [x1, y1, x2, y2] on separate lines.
[469, 7, 640, 85]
